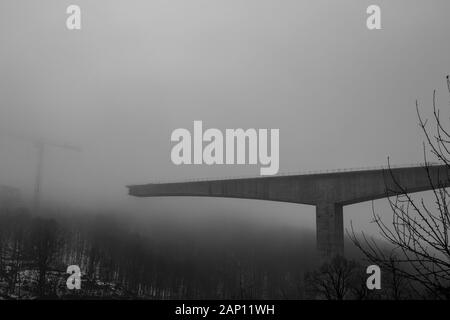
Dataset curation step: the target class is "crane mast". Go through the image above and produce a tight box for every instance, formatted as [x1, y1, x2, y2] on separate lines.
[0, 131, 81, 212]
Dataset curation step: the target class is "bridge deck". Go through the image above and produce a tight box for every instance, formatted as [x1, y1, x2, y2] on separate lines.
[128, 164, 450, 206]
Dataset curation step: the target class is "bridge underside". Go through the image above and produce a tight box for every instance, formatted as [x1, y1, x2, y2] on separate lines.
[128, 165, 450, 258]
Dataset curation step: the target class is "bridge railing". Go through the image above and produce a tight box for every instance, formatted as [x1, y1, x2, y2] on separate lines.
[145, 162, 442, 184]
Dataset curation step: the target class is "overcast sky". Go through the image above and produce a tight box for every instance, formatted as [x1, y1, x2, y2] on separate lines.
[1, 0, 450, 236]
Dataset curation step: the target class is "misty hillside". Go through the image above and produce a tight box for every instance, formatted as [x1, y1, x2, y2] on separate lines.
[0, 201, 367, 299]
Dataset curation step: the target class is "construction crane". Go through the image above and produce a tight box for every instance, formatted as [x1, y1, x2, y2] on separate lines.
[0, 130, 81, 212]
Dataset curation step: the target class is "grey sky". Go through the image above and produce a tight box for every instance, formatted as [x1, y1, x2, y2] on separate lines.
[1, 0, 450, 235]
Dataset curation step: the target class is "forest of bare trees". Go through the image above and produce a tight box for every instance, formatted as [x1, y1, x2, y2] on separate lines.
[0, 201, 423, 300]
[0, 204, 321, 299]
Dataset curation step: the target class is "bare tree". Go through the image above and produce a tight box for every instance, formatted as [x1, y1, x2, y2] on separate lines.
[304, 255, 360, 300]
[350, 76, 450, 299]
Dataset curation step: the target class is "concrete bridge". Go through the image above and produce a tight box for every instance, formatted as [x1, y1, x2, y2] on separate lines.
[127, 164, 450, 257]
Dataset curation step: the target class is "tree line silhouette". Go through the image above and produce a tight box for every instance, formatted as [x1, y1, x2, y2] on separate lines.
[0, 205, 319, 299]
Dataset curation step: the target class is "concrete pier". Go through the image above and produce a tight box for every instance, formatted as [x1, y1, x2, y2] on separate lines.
[316, 203, 343, 257]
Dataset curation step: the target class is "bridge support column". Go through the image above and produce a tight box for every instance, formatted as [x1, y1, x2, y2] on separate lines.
[316, 203, 344, 258]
